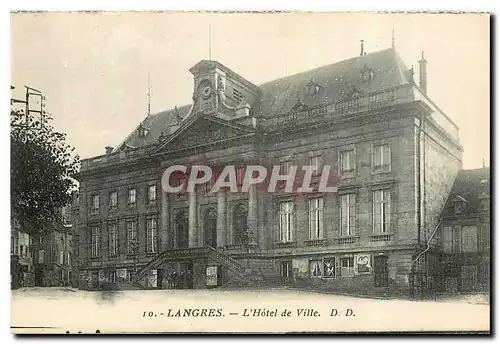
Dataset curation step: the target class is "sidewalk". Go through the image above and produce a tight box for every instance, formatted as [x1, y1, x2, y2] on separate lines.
[283, 286, 490, 304]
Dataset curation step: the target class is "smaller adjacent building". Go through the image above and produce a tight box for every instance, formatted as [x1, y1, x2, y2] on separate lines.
[437, 167, 490, 293]
[10, 223, 35, 288]
[34, 206, 74, 287]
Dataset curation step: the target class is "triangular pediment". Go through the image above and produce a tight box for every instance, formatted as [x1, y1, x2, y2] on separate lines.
[154, 114, 255, 153]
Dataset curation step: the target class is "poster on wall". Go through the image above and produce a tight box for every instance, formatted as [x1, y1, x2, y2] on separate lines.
[206, 266, 218, 286]
[79, 271, 88, 281]
[117, 269, 127, 279]
[148, 270, 157, 288]
[292, 259, 309, 277]
[355, 254, 372, 275]
[323, 258, 336, 278]
[98, 270, 106, 282]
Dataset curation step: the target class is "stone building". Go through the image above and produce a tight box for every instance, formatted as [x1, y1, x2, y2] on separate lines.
[34, 206, 74, 287]
[433, 167, 490, 293]
[11, 223, 35, 288]
[75, 44, 463, 296]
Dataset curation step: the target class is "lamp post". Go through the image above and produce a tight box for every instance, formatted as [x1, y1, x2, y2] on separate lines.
[129, 240, 138, 281]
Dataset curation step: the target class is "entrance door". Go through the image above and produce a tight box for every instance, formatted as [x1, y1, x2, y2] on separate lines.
[374, 255, 389, 287]
[91, 271, 99, 289]
[179, 262, 194, 289]
[157, 269, 164, 289]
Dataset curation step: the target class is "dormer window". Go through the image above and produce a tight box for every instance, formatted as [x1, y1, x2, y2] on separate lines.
[361, 66, 375, 82]
[453, 195, 468, 215]
[138, 124, 150, 137]
[306, 80, 320, 97]
[478, 179, 490, 212]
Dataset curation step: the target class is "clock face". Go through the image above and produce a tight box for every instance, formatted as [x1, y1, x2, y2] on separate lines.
[202, 85, 212, 99]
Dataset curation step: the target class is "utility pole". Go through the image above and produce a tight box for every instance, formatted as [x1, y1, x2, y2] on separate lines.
[23, 86, 45, 128]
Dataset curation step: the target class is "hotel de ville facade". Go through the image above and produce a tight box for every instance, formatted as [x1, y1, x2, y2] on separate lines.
[74, 43, 465, 297]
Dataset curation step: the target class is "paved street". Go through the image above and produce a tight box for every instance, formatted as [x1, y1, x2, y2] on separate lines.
[11, 287, 490, 333]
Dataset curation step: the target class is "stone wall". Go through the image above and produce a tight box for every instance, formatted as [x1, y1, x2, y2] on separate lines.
[422, 123, 462, 241]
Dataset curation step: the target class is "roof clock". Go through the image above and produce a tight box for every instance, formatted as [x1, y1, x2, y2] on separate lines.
[202, 84, 212, 100]
[197, 79, 217, 114]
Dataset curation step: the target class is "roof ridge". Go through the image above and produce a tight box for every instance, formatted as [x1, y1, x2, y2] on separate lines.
[258, 48, 395, 87]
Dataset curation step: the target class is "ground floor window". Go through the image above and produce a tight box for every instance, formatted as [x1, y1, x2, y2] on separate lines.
[280, 261, 292, 278]
[307, 255, 367, 279]
[309, 260, 322, 278]
[340, 257, 355, 277]
[108, 270, 117, 283]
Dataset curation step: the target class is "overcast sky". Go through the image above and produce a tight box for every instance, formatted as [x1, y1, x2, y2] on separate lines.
[10, 12, 489, 169]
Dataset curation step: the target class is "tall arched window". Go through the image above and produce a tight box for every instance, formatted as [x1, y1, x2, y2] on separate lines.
[233, 204, 248, 245]
[204, 208, 217, 247]
[175, 211, 188, 249]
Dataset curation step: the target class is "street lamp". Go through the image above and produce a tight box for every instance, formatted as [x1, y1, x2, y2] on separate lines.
[129, 240, 138, 281]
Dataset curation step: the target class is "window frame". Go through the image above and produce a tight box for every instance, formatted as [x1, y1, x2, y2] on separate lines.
[461, 226, 478, 253]
[309, 259, 323, 278]
[372, 189, 391, 233]
[146, 217, 158, 254]
[309, 155, 323, 176]
[109, 190, 118, 210]
[175, 177, 187, 199]
[126, 219, 138, 255]
[147, 183, 157, 206]
[443, 226, 453, 253]
[339, 256, 355, 278]
[108, 222, 119, 256]
[278, 200, 295, 243]
[91, 194, 100, 213]
[90, 225, 100, 257]
[340, 193, 356, 236]
[280, 261, 292, 278]
[372, 143, 391, 174]
[308, 198, 324, 240]
[127, 188, 137, 207]
[235, 167, 245, 188]
[339, 148, 356, 175]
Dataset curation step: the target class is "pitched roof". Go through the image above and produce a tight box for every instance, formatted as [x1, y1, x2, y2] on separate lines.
[441, 167, 491, 217]
[257, 48, 410, 117]
[116, 47, 411, 151]
[117, 104, 192, 151]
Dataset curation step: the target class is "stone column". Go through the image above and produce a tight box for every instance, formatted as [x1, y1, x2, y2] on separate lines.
[247, 184, 258, 245]
[216, 189, 227, 248]
[188, 191, 198, 247]
[161, 189, 170, 250]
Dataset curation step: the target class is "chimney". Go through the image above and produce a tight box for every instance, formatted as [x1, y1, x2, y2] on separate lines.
[360, 40, 364, 56]
[419, 51, 428, 94]
[105, 146, 114, 155]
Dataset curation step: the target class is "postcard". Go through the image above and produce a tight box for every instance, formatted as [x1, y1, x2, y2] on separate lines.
[10, 11, 490, 334]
